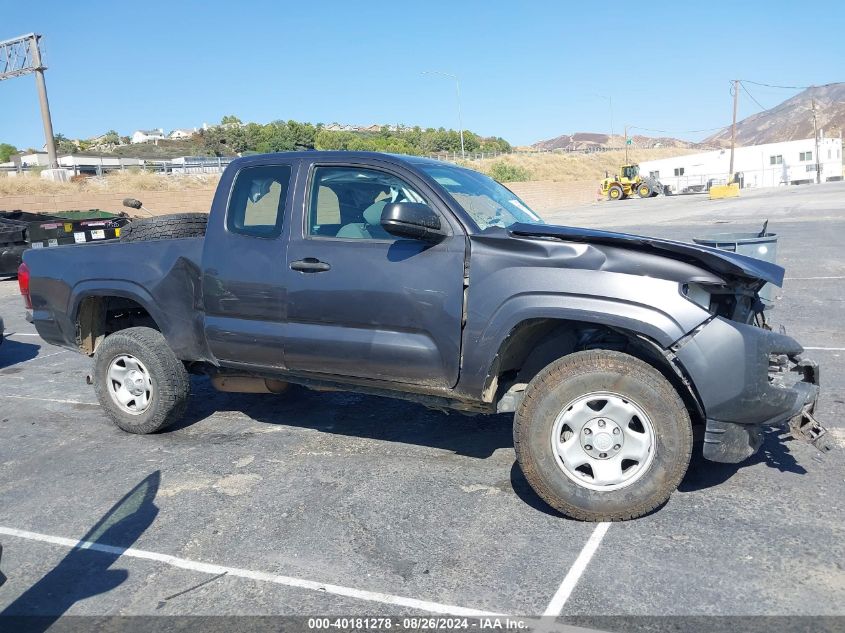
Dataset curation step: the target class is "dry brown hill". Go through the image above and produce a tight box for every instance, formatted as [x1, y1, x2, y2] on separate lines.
[704, 83, 845, 146]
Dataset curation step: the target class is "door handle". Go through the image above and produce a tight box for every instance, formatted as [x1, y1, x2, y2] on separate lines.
[290, 258, 331, 273]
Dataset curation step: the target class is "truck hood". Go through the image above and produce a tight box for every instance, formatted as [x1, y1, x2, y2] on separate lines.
[509, 223, 785, 286]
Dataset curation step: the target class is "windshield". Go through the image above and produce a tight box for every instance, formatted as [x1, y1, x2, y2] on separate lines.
[418, 163, 544, 231]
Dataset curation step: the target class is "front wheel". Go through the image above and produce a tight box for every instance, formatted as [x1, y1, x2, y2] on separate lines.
[93, 327, 191, 434]
[607, 184, 624, 200]
[514, 350, 692, 521]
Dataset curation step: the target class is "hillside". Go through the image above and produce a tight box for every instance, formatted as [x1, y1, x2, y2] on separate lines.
[704, 83, 845, 146]
[532, 132, 708, 152]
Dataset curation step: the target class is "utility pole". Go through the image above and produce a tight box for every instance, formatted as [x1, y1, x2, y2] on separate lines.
[624, 125, 629, 163]
[811, 97, 821, 184]
[728, 79, 739, 182]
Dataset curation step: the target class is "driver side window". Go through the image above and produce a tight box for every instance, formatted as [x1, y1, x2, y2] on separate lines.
[308, 166, 429, 240]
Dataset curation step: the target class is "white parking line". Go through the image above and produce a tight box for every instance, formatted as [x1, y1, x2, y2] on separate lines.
[2, 331, 40, 337]
[543, 522, 611, 617]
[784, 276, 845, 280]
[0, 394, 98, 406]
[0, 526, 501, 617]
[803, 347, 845, 351]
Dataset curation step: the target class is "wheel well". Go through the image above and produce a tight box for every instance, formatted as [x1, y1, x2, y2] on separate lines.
[76, 295, 160, 355]
[487, 318, 705, 425]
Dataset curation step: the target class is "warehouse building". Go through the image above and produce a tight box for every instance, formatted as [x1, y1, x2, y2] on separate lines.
[639, 136, 843, 193]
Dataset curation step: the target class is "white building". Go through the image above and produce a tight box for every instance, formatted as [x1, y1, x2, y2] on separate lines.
[169, 128, 196, 140]
[639, 136, 843, 193]
[131, 128, 166, 144]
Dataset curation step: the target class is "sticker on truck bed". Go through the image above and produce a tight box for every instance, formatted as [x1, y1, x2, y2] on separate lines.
[48, 239, 58, 247]
[90, 229, 106, 240]
[74, 232, 86, 244]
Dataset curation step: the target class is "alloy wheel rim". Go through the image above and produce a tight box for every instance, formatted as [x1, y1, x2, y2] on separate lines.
[107, 354, 154, 415]
[551, 391, 655, 491]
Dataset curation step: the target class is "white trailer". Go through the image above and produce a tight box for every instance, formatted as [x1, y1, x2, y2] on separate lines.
[639, 137, 843, 193]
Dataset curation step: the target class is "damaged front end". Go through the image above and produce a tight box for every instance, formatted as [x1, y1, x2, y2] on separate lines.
[772, 354, 833, 453]
[673, 293, 830, 463]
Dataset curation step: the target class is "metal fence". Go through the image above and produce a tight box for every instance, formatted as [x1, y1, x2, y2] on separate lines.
[0, 156, 235, 177]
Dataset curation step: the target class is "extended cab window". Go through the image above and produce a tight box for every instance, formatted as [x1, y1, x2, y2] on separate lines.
[227, 165, 292, 238]
[308, 166, 429, 240]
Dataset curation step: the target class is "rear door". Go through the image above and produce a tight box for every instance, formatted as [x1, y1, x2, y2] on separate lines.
[283, 159, 466, 388]
[201, 160, 297, 369]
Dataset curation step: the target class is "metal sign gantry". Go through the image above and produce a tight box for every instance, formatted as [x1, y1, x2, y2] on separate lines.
[0, 33, 58, 168]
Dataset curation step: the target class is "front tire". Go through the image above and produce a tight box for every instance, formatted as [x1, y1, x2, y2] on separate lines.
[514, 350, 692, 521]
[93, 327, 191, 434]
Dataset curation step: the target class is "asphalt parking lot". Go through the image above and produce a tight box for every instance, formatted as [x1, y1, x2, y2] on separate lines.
[0, 182, 843, 627]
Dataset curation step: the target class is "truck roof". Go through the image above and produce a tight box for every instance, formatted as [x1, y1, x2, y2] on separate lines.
[228, 151, 455, 169]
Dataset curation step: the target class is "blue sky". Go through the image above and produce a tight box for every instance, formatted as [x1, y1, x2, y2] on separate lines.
[2, 1, 843, 149]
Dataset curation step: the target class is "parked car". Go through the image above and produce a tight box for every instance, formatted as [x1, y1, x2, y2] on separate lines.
[19, 152, 830, 521]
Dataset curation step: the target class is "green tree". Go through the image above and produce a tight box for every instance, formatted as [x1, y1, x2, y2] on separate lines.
[220, 115, 242, 126]
[53, 133, 78, 154]
[0, 143, 17, 163]
[102, 130, 120, 145]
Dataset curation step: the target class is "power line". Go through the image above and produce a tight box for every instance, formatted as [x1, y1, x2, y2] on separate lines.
[739, 81, 769, 111]
[739, 79, 841, 90]
[628, 124, 725, 135]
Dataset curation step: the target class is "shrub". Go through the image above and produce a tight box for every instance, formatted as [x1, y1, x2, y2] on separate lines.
[488, 161, 531, 182]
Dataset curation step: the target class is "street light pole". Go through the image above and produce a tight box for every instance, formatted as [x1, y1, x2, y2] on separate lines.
[593, 94, 614, 146]
[29, 35, 58, 169]
[423, 71, 465, 159]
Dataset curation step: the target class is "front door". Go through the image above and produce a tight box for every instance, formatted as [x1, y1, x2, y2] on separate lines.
[284, 161, 465, 388]
[201, 160, 296, 369]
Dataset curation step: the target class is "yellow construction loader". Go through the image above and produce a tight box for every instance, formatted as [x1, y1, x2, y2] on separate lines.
[600, 164, 663, 201]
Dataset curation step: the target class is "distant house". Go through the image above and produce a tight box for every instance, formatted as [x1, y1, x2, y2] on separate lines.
[131, 128, 166, 144]
[169, 128, 195, 140]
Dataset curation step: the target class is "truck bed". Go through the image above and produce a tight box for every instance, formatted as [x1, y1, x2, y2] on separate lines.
[24, 236, 207, 360]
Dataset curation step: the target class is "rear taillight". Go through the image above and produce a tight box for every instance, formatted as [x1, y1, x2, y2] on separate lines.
[18, 262, 32, 309]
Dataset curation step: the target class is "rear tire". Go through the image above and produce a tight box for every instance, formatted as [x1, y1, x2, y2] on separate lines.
[120, 213, 208, 242]
[514, 350, 692, 521]
[607, 184, 623, 201]
[93, 327, 190, 434]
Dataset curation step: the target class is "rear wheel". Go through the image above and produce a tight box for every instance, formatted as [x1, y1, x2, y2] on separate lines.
[514, 350, 692, 521]
[93, 327, 190, 434]
[120, 213, 208, 242]
[607, 184, 624, 200]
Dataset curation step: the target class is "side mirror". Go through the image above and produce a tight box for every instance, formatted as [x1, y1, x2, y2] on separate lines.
[381, 203, 446, 242]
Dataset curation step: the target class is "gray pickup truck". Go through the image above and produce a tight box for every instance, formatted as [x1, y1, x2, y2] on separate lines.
[19, 151, 829, 521]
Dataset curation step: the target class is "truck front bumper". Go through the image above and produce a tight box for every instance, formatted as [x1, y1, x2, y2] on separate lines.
[674, 317, 829, 463]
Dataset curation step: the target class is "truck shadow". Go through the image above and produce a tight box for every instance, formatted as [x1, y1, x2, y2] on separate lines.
[0, 471, 160, 630]
[0, 339, 40, 370]
[169, 379, 515, 459]
[679, 429, 807, 493]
